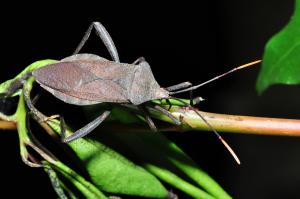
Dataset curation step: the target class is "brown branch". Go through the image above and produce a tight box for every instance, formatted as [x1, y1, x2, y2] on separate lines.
[2, 109, 300, 136]
[0, 120, 17, 130]
[148, 106, 300, 136]
[177, 111, 300, 136]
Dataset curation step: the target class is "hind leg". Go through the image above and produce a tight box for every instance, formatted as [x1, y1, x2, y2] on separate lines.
[61, 110, 111, 143]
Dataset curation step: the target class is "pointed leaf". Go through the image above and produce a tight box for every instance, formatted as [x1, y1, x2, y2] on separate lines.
[256, 0, 300, 93]
[69, 138, 168, 198]
[48, 121, 168, 198]
[110, 132, 232, 199]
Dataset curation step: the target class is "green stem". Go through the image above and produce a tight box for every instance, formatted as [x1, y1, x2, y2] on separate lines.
[0, 112, 16, 122]
[15, 87, 56, 167]
[51, 161, 108, 199]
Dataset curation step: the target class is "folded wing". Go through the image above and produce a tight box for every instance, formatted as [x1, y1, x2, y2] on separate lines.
[33, 60, 135, 104]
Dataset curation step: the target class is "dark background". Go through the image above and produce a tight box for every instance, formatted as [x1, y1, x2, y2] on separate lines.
[0, 1, 299, 198]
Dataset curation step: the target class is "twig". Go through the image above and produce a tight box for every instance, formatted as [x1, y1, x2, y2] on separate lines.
[152, 107, 300, 136]
[2, 107, 300, 137]
[0, 120, 16, 130]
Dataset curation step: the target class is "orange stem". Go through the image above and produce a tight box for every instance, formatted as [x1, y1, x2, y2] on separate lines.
[166, 108, 300, 136]
[0, 120, 17, 130]
[200, 112, 300, 136]
[1, 110, 300, 137]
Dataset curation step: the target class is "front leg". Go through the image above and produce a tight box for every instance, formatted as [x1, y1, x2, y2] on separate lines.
[166, 82, 195, 105]
[24, 84, 111, 143]
[165, 82, 192, 92]
[23, 83, 49, 122]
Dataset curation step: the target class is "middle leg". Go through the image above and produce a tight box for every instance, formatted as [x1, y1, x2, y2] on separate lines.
[73, 21, 120, 62]
[138, 104, 157, 132]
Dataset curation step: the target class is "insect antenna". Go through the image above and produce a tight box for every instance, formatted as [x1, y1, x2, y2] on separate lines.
[170, 97, 241, 165]
[169, 60, 261, 94]
[166, 60, 261, 164]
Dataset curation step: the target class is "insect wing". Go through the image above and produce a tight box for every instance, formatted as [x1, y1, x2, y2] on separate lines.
[33, 61, 133, 103]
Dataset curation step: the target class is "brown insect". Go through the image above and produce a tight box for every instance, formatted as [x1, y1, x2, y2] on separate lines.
[5, 22, 260, 164]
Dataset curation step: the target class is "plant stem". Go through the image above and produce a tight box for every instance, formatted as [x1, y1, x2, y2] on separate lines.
[2, 108, 300, 136]
[152, 107, 300, 136]
[0, 120, 16, 130]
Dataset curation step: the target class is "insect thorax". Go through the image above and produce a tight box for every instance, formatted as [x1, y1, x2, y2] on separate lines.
[129, 62, 169, 105]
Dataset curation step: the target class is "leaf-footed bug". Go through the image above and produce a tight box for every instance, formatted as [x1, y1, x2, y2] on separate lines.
[3, 22, 260, 164]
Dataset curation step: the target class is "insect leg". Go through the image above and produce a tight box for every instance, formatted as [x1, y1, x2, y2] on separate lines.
[167, 190, 178, 199]
[25, 111, 57, 167]
[23, 84, 48, 122]
[60, 115, 67, 142]
[165, 82, 192, 92]
[164, 96, 204, 111]
[62, 110, 111, 143]
[151, 104, 181, 125]
[166, 82, 195, 105]
[0, 72, 32, 97]
[132, 57, 146, 65]
[192, 96, 205, 105]
[189, 90, 194, 106]
[24, 111, 44, 167]
[138, 105, 157, 132]
[73, 22, 120, 62]
[165, 99, 173, 110]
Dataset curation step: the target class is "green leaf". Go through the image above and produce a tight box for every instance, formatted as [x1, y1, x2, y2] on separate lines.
[110, 132, 232, 199]
[256, 0, 300, 93]
[48, 121, 168, 198]
[71, 139, 168, 198]
[145, 163, 216, 199]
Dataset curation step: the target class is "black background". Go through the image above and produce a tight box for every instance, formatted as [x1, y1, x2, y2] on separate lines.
[0, 1, 299, 198]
